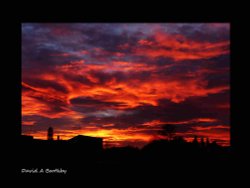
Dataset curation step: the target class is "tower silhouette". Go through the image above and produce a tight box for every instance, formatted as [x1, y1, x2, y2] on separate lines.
[47, 127, 54, 140]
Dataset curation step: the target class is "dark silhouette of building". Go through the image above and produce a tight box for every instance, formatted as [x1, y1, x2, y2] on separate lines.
[20, 135, 33, 142]
[21, 132, 103, 153]
[20, 130, 230, 169]
[47, 127, 54, 140]
[68, 135, 103, 151]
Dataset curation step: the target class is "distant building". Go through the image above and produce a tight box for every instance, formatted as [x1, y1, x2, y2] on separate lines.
[68, 135, 103, 151]
[21, 131, 103, 152]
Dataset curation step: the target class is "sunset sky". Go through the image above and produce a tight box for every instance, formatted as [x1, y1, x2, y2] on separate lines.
[22, 23, 230, 147]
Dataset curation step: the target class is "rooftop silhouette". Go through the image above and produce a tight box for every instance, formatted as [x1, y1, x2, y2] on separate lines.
[19, 126, 231, 174]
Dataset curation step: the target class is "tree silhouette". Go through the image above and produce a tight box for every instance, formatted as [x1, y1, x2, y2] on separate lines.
[192, 135, 199, 145]
[158, 124, 176, 141]
[206, 137, 210, 146]
[200, 137, 205, 147]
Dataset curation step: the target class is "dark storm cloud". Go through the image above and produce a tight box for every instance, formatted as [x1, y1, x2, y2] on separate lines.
[22, 23, 85, 69]
[157, 92, 229, 123]
[205, 54, 230, 69]
[31, 93, 66, 108]
[74, 23, 148, 52]
[162, 23, 230, 42]
[206, 72, 230, 89]
[81, 27, 129, 52]
[22, 115, 80, 133]
[22, 77, 69, 94]
[61, 73, 93, 85]
[70, 96, 126, 108]
[22, 23, 142, 58]
[22, 46, 83, 70]
[97, 90, 230, 130]
[79, 109, 140, 128]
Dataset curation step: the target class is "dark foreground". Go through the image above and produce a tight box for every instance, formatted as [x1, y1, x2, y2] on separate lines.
[14, 136, 235, 178]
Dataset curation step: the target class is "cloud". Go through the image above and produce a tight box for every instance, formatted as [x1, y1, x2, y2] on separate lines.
[22, 23, 230, 147]
[70, 96, 127, 110]
[133, 31, 229, 61]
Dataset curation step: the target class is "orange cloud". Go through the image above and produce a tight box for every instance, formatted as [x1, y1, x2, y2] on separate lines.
[22, 57, 229, 120]
[142, 120, 165, 127]
[22, 120, 36, 126]
[134, 32, 229, 61]
[142, 118, 218, 128]
[193, 125, 229, 131]
[22, 23, 230, 148]
[22, 81, 82, 119]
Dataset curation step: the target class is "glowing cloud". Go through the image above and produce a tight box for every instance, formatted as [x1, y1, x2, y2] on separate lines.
[22, 23, 230, 147]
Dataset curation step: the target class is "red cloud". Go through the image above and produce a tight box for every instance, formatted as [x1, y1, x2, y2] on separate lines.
[22, 57, 230, 145]
[134, 32, 229, 61]
[22, 24, 230, 147]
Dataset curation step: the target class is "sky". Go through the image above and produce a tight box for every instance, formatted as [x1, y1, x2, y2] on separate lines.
[22, 23, 230, 147]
